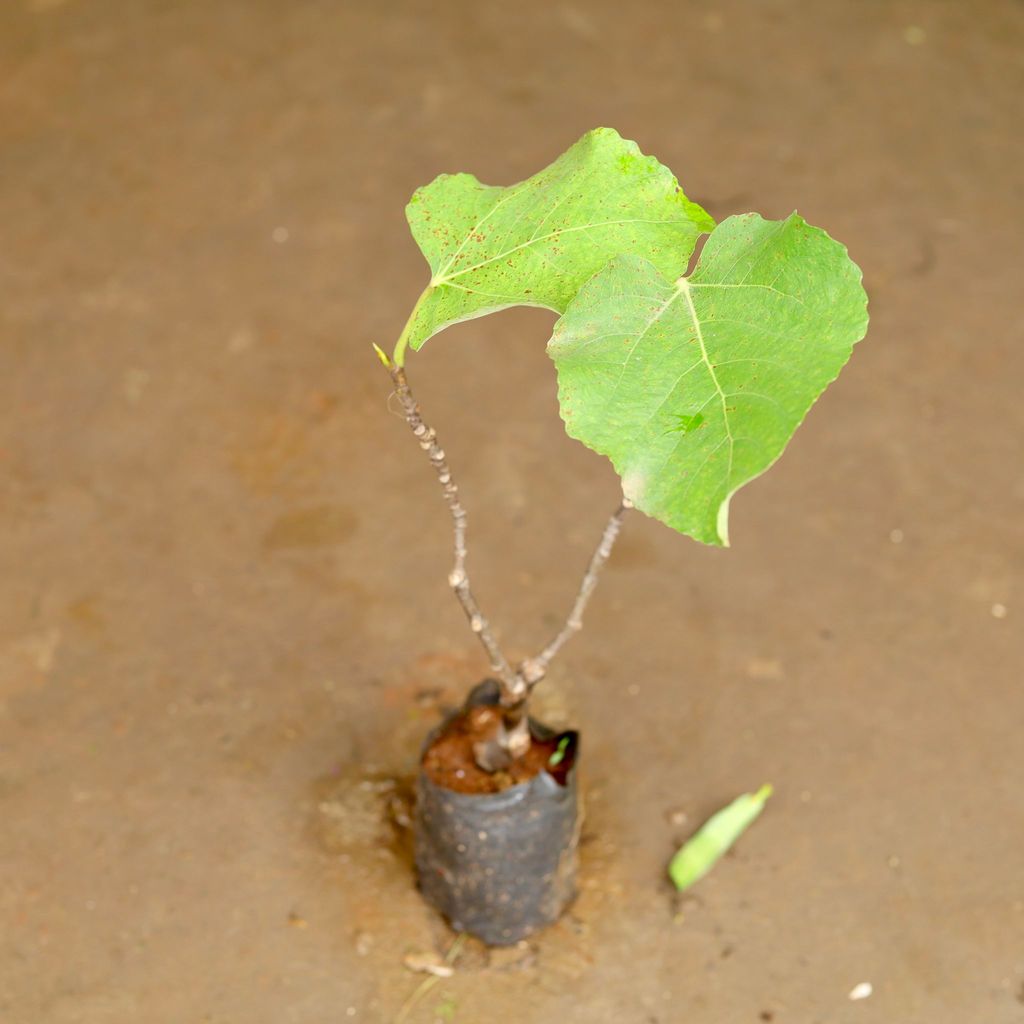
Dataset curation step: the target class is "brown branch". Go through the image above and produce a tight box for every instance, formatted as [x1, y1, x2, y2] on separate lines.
[387, 363, 523, 702]
[380, 350, 629, 764]
[517, 498, 632, 692]
[497, 498, 630, 760]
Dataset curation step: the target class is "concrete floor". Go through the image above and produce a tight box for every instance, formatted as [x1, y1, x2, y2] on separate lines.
[2, 1, 1022, 1022]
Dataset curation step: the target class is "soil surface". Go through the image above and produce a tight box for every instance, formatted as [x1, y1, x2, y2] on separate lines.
[421, 705, 564, 794]
[2, 2, 1023, 1023]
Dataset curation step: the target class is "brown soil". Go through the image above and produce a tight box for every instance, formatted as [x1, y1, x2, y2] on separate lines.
[3, 3, 1023, 1022]
[421, 704, 566, 794]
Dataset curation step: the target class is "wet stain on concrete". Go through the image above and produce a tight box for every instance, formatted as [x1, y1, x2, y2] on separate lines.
[263, 504, 357, 550]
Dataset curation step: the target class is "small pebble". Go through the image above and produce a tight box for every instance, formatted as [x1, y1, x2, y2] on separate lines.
[487, 940, 536, 971]
[403, 951, 454, 977]
[991, 603, 1008, 619]
[849, 981, 873, 1001]
[889, 528, 904, 544]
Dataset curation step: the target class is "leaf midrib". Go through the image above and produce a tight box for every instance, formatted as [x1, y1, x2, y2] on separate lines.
[676, 277, 734, 485]
[432, 218, 683, 288]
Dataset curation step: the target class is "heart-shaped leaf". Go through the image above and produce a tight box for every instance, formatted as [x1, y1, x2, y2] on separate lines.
[394, 127, 713, 362]
[548, 212, 869, 545]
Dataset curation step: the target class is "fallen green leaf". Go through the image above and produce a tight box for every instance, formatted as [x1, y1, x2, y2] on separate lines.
[668, 783, 773, 891]
[394, 127, 713, 363]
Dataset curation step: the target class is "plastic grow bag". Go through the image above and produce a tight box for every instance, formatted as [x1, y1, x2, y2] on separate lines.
[414, 680, 580, 945]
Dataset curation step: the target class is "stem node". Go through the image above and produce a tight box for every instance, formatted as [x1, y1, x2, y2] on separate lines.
[384, 362, 518, 694]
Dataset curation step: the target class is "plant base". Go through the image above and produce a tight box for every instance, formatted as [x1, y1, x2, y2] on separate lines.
[414, 680, 580, 946]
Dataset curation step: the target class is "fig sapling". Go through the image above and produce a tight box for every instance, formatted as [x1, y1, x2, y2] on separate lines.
[382, 127, 867, 752]
[377, 127, 867, 943]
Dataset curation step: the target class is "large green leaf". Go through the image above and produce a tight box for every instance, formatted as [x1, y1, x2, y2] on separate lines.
[549, 213, 868, 545]
[394, 127, 713, 363]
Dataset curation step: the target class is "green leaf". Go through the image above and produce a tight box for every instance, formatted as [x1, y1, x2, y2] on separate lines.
[548, 735, 571, 767]
[668, 784, 773, 891]
[549, 213, 868, 545]
[394, 127, 714, 363]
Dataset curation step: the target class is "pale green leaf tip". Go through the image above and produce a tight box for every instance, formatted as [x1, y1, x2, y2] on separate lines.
[372, 343, 392, 369]
[753, 783, 774, 803]
[715, 494, 733, 548]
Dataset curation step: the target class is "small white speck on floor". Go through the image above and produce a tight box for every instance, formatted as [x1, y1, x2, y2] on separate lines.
[848, 981, 873, 1001]
[227, 327, 254, 354]
[889, 528, 904, 544]
[272, 226, 290, 244]
[991, 603, 1008, 619]
[122, 367, 150, 404]
[888, 855, 901, 869]
[627, 683, 640, 696]
[746, 656, 784, 680]
[345, 1007, 357, 1017]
